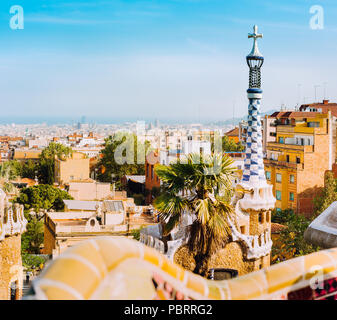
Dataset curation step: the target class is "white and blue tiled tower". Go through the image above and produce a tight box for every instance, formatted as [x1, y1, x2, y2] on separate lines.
[242, 25, 267, 186]
[230, 27, 275, 272]
[237, 26, 275, 212]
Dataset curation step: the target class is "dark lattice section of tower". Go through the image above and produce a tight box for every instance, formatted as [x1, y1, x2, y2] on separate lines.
[249, 67, 261, 89]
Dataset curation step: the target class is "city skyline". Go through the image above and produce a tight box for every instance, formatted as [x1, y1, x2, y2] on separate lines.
[0, 0, 335, 122]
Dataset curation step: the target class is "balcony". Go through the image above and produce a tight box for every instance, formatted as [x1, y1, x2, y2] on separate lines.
[267, 142, 314, 153]
[264, 159, 304, 170]
[277, 125, 294, 133]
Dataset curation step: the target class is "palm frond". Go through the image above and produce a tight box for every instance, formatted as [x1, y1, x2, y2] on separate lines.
[154, 192, 188, 235]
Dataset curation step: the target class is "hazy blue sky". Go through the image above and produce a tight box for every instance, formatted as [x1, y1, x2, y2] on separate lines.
[0, 0, 336, 123]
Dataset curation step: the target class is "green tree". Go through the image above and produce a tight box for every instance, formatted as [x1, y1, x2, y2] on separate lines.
[271, 209, 320, 263]
[22, 253, 48, 271]
[314, 172, 337, 215]
[0, 160, 22, 194]
[211, 135, 245, 153]
[271, 208, 294, 224]
[222, 135, 244, 152]
[97, 133, 150, 183]
[22, 160, 38, 180]
[37, 142, 73, 184]
[154, 153, 236, 276]
[21, 217, 44, 254]
[15, 184, 73, 212]
[40, 142, 73, 160]
[0, 160, 23, 180]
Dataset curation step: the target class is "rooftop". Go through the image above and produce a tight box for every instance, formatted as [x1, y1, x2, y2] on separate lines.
[270, 111, 325, 119]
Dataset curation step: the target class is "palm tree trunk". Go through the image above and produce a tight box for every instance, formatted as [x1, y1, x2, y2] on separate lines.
[193, 253, 208, 276]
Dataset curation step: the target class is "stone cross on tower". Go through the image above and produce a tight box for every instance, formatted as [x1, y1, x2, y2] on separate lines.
[248, 25, 263, 57]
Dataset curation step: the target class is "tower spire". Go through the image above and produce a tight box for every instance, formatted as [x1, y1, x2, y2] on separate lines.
[242, 25, 266, 186]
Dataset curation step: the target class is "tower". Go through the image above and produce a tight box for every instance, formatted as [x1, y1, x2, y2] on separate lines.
[229, 26, 276, 273]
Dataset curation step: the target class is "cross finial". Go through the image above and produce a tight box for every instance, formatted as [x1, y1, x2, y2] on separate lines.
[247, 25, 263, 57]
[248, 25, 263, 40]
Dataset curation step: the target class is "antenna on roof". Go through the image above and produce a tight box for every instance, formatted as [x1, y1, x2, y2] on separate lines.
[314, 85, 321, 103]
[323, 82, 328, 100]
[297, 84, 302, 109]
[232, 100, 235, 128]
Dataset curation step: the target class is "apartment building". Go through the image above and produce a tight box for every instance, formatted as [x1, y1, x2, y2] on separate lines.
[54, 152, 90, 185]
[13, 149, 42, 162]
[264, 110, 333, 216]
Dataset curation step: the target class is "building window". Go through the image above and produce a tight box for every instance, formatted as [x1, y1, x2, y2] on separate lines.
[289, 192, 294, 201]
[258, 213, 264, 223]
[278, 137, 284, 144]
[308, 122, 320, 128]
[265, 171, 271, 180]
[276, 173, 282, 183]
[276, 190, 282, 200]
[286, 155, 290, 162]
[266, 211, 270, 222]
[296, 157, 301, 164]
[290, 175, 295, 184]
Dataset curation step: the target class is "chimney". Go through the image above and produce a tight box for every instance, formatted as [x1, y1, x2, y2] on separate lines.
[323, 99, 330, 105]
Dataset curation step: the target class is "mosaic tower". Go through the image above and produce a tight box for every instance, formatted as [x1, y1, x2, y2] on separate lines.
[243, 25, 266, 185]
[228, 26, 276, 273]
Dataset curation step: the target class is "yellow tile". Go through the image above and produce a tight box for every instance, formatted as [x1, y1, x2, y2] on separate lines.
[40, 285, 80, 300]
[265, 257, 304, 293]
[207, 284, 223, 300]
[227, 271, 268, 300]
[161, 259, 184, 280]
[94, 237, 139, 271]
[42, 258, 100, 299]
[186, 273, 207, 296]
[67, 241, 107, 277]
[304, 251, 337, 280]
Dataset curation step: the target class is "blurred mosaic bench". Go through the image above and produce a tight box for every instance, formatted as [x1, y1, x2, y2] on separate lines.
[24, 237, 337, 300]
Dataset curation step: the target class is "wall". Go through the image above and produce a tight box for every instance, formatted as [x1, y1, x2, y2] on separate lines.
[145, 152, 161, 204]
[55, 152, 90, 184]
[43, 215, 56, 255]
[297, 133, 330, 216]
[68, 182, 111, 201]
[174, 242, 268, 277]
[0, 235, 23, 300]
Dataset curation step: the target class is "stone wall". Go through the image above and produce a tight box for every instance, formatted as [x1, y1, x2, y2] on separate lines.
[173, 241, 268, 277]
[0, 235, 23, 300]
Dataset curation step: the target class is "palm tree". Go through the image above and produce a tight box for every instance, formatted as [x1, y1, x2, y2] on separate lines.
[154, 153, 237, 276]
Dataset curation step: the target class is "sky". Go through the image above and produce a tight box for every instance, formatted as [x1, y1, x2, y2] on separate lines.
[0, 0, 336, 123]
